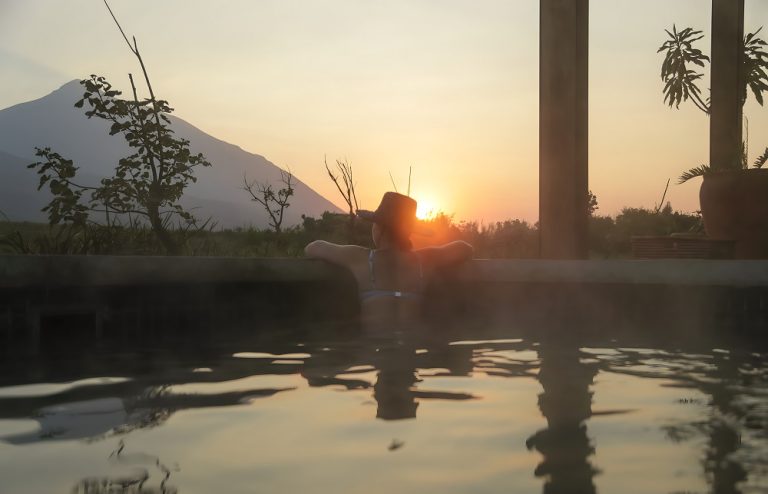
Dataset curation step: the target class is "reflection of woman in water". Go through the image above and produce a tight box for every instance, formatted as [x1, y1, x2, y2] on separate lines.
[305, 192, 472, 331]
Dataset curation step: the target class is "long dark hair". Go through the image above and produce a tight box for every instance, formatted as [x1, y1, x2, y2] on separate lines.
[380, 223, 413, 251]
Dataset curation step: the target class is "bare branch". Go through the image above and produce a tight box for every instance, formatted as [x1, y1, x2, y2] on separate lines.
[325, 157, 360, 221]
[243, 170, 294, 233]
[103, 1, 167, 182]
[653, 179, 671, 214]
[103, 0, 136, 55]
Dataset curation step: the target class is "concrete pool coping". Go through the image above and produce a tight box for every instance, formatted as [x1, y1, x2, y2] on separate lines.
[2, 256, 767, 354]
[2, 255, 768, 288]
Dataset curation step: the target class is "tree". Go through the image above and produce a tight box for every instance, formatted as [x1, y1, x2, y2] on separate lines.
[243, 169, 295, 233]
[587, 190, 598, 216]
[324, 157, 360, 229]
[28, 1, 211, 254]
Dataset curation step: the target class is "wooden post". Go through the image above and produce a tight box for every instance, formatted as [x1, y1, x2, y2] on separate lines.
[539, 0, 589, 259]
[710, 0, 745, 170]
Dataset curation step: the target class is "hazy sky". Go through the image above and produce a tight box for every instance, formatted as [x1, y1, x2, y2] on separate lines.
[1, 0, 766, 221]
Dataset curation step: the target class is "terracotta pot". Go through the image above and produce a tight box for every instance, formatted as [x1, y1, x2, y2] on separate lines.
[700, 169, 768, 258]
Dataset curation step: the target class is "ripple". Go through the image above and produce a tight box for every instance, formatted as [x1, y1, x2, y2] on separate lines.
[0, 377, 131, 399]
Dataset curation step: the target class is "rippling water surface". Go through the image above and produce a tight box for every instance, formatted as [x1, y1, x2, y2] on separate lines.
[1, 329, 767, 493]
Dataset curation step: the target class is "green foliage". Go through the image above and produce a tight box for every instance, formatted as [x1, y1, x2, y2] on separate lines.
[589, 206, 702, 259]
[588, 215, 616, 258]
[678, 164, 711, 184]
[27, 4, 212, 255]
[457, 219, 539, 259]
[658, 25, 711, 114]
[0, 220, 218, 256]
[302, 211, 372, 247]
[28, 148, 92, 225]
[744, 28, 768, 106]
[587, 190, 599, 216]
[659, 24, 768, 178]
[756, 147, 768, 169]
[1, 205, 703, 259]
[78, 75, 210, 223]
[659, 25, 768, 113]
[27, 75, 212, 254]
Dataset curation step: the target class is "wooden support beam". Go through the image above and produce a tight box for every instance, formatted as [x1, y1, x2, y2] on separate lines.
[539, 0, 589, 259]
[710, 0, 745, 170]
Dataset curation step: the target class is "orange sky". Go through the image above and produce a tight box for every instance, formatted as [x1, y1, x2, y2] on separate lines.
[1, 0, 766, 222]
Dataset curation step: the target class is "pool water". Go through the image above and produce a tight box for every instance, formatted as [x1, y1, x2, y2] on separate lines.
[1, 331, 767, 493]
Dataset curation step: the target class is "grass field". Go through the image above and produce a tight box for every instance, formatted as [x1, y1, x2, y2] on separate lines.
[0, 206, 702, 258]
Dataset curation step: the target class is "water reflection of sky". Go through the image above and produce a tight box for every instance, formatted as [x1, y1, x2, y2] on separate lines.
[0, 337, 766, 493]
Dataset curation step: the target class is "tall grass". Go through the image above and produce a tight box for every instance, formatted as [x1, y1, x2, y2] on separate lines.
[1, 207, 702, 258]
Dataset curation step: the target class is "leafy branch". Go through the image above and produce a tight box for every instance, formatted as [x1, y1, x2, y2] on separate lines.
[678, 164, 711, 184]
[658, 25, 711, 114]
[744, 27, 768, 106]
[660, 24, 768, 181]
[659, 25, 768, 114]
[27, 1, 212, 254]
[755, 147, 768, 169]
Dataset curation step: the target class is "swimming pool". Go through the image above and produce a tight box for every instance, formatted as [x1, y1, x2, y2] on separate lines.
[1, 324, 766, 494]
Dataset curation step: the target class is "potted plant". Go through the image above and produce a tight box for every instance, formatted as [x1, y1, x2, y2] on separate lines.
[658, 26, 768, 257]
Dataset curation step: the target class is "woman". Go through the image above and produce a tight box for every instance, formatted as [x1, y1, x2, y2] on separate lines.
[305, 192, 473, 330]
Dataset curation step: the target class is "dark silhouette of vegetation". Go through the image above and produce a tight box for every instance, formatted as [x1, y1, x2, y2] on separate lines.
[652, 179, 671, 214]
[0, 220, 217, 256]
[242, 169, 295, 234]
[324, 157, 360, 239]
[27, 1, 212, 255]
[659, 26, 768, 114]
[658, 25, 712, 114]
[1, 205, 703, 258]
[756, 146, 768, 168]
[658, 24, 768, 181]
[587, 190, 598, 216]
[589, 204, 702, 258]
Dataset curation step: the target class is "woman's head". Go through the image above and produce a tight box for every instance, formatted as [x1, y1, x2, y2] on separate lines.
[358, 192, 418, 251]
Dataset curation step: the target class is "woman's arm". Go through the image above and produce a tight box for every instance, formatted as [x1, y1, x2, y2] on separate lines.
[305, 240, 364, 266]
[416, 240, 474, 267]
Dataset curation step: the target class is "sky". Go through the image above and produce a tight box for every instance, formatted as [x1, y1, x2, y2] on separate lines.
[1, 0, 766, 222]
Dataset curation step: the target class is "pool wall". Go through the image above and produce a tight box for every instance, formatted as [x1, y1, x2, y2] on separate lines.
[2, 256, 767, 353]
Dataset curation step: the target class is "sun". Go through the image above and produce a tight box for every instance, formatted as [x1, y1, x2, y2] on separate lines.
[416, 199, 437, 220]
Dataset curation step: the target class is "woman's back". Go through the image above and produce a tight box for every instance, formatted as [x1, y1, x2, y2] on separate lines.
[305, 191, 471, 334]
[305, 240, 472, 332]
[358, 249, 425, 327]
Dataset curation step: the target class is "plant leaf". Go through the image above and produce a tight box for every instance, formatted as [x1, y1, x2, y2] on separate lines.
[678, 164, 711, 184]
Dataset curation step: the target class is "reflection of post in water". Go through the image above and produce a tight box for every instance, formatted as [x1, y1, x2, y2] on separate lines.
[374, 345, 419, 420]
[526, 343, 598, 494]
[702, 352, 747, 494]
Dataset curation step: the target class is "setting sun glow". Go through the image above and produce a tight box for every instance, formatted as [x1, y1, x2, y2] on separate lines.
[416, 199, 437, 220]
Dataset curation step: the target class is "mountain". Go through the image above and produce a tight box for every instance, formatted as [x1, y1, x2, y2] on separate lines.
[0, 150, 49, 222]
[0, 80, 341, 228]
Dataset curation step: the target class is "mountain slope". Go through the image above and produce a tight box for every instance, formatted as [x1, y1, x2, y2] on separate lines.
[0, 150, 49, 222]
[0, 80, 340, 227]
